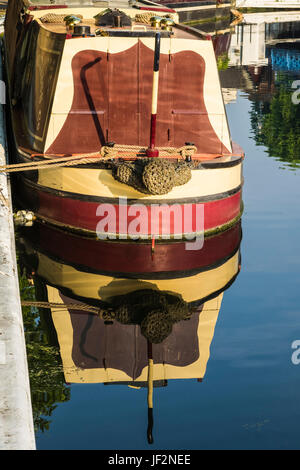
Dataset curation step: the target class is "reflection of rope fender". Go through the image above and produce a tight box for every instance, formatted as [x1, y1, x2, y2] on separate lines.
[111, 289, 195, 344]
[22, 289, 198, 344]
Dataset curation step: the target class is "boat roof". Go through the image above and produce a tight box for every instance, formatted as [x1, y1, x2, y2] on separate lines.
[31, 2, 209, 41]
[27, 0, 170, 8]
[38, 16, 203, 41]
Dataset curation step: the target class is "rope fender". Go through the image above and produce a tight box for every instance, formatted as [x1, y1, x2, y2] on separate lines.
[21, 288, 197, 344]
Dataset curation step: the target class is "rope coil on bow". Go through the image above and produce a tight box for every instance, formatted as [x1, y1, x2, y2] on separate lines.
[100, 143, 197, 159]
[0, 144, 197, 174]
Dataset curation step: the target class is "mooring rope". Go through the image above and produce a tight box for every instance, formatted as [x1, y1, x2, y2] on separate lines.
[22, 300, 213, 313]
[0, 144, 197, 174]
[0, 153, 103, 174]
[21, 300, 107, 317]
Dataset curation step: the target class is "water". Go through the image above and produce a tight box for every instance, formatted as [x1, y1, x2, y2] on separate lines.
[17, 12, 300, 450]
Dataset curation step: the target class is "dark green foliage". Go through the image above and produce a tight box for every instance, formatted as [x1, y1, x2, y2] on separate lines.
[217, 53, 230, 71]
[19, 268, 70, 433]
[251, 80, 300, 168]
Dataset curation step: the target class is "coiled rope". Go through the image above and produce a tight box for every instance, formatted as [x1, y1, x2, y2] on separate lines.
[100, 144, 197, 159]
[40, 13, 83, 23]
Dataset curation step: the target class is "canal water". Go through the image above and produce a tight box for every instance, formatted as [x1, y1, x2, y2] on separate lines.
[16, 12, 300, 450]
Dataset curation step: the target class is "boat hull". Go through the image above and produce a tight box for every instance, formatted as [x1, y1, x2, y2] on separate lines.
[15, 152, 243, 239]
[4, 4, 244, 242]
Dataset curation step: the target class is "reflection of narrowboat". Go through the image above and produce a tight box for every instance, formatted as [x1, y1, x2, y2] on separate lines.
[18, 220, 241, 383]
[5, 0, 244, 242]
[18, 219, 242, 355]
[18, 219, 241, 443]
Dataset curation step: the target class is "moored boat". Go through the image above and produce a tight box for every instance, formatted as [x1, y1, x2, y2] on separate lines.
[4, 0, 244, 242]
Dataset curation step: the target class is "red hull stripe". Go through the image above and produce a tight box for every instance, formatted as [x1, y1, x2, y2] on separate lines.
[33, 189, 242, 236]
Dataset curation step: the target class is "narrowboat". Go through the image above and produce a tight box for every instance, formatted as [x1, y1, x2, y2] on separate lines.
[4, 0, 244, 243]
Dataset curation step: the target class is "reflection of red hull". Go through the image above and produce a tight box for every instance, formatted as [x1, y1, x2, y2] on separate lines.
[23, 219, 242, 277]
